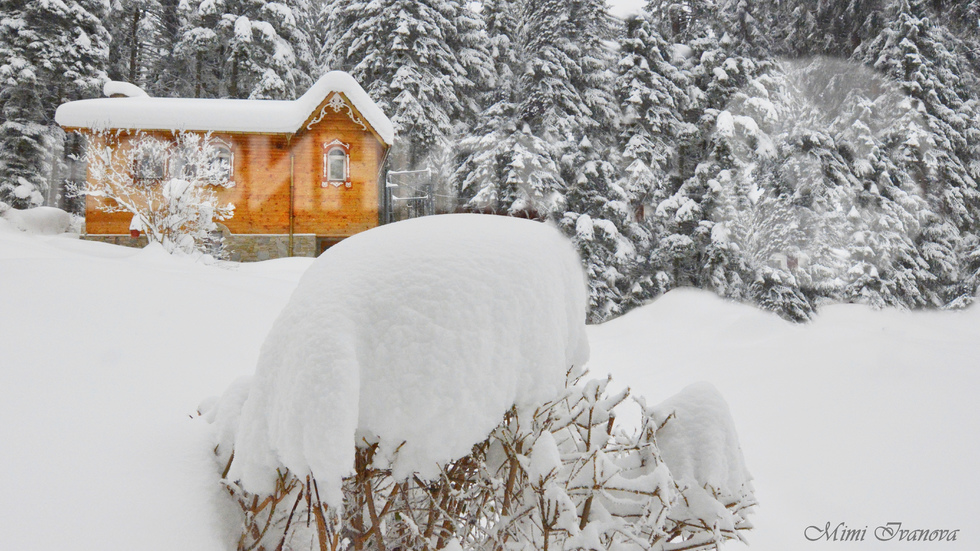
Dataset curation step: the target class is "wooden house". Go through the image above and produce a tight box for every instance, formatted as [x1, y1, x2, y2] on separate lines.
[55, 72, 394, 260]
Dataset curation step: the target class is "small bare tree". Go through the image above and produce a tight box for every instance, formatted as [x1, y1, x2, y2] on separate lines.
[71, 129, 235, 255]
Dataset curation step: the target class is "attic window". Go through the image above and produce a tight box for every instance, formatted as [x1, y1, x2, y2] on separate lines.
[322, 140, 351, 188]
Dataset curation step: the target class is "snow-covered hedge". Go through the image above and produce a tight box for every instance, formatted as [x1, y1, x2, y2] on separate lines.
[229, 214, 590, 503]
[204, 214, 755, 550]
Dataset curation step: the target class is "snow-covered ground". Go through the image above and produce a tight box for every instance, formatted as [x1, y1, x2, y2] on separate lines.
[1, 223, 977, 549]
[591, 290, 980, 549]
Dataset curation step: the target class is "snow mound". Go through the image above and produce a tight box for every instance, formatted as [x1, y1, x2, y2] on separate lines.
[648, 382, 752, 493]
[0, 204, 72, 235]
[229, 214, 590, 505]
[103, 80, 149, 98]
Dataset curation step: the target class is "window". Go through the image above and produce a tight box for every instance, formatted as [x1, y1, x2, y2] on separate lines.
[327, 148, 347, 181]
[134, 140, 168, 181]
[211, 144, 234, 184]
[322, 140, 351, 188]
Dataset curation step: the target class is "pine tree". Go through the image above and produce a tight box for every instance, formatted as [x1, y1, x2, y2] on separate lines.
[563, 136, 649, 323]
[651, 27, 766, 294]
[176, 0, 314, 99]
[614, 15, 691, 303]
[856, 0, 980, 306]
[326, 0, 491, 174]
[481, 0, 521, 106]
[646, 0, 721, 42]
[106, 0, 163, 86]
[0, 0, 109, 207]
[721, 0, 773, 57]
[456, 0, 616, 218]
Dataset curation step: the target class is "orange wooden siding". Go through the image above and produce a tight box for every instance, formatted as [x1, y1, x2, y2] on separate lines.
[80, 93, 387, 239]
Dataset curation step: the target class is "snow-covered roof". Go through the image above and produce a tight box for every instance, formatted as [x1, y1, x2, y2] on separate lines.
[55, 71, 395, 146]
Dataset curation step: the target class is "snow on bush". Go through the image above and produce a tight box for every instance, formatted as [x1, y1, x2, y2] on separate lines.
[205, 214, 755, 550]
[229, 214, 591, 503]
[0, 203, 72, 235]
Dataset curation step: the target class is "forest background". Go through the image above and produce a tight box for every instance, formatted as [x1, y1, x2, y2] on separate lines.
[2, 0, 979, 322]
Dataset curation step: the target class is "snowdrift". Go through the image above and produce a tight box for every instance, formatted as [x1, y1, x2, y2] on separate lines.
[0, 204, 72, 235]
[229, 214, 591, 504]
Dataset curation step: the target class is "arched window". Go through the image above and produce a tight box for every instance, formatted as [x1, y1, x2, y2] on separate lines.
[211, 143, 234, 184]
[327, 148, 346, 181]
[322, 140, 351, 188]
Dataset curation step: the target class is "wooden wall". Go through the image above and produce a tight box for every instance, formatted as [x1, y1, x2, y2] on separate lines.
[80, 92, 388, 242]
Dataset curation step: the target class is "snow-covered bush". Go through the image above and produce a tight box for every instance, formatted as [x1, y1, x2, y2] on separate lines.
[70, 130, 234, 255]
[202, 215, 754, 550]
[0, 202, 72, 235]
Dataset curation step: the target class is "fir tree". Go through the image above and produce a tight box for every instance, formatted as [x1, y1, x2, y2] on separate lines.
[856, 0, 980, 305]
[176, 0, 314, 99]
[614, 15, 690, 303]
[326, 0, 491, 174]
[106, 0, 163, 86]
[563, 136, 650, 323]
[0, 0, 109, 207]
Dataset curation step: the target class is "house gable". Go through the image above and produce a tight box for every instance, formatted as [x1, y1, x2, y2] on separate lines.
[299, 92, 388, 150]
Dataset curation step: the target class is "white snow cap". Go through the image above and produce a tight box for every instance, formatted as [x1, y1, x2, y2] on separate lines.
[649, 382, 752, 493]
[103, 81, 149, 98]
[56, 71, 395, 145]
[229, 214, 590, 505]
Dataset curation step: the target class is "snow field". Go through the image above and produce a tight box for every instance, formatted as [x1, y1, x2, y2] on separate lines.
[0, 226, 311, 551]
[3, 215, 977, 549]
[590, 288, 980, 549]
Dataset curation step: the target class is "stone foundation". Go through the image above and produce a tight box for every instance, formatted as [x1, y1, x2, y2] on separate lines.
[224, 234, 317, 261]
[81, 234, 149, 248]
[81, 233, 318, 262]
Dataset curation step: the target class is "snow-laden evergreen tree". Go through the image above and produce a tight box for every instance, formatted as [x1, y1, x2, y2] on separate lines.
[480, 0, 521, 105]
[646, 0, 721, 42]
[325, 0, 491, 175]
[764, 0, 888, 57]
[455, 115, 564, 217]
[651, 26, 768, 297]
[720, 0, 773, 57]
[104, 0, 186, 96]
[856, 0, 980, 305]
[106, 0, 163, 85]
[175, 0, 314, 99]
[612, 15, 690, 305]
[0, 0, 109, 207]
[516, 0, 616, 150]
[149, 0, 184, 96]
[562, 136, 650, 322]
[456, 0, 616, 218]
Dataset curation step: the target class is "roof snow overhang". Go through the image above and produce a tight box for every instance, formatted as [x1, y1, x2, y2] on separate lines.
[55, 71, 395, 146]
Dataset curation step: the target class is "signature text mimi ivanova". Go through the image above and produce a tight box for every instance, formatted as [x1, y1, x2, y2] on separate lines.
[805, 522, 959, 542]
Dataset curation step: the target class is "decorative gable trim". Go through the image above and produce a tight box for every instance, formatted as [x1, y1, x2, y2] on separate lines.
[307, 93, 369, 133]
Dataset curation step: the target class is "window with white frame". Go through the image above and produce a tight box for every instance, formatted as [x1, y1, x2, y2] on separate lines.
[211, 143, 234, 184]
[323, 140, 351, 187]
